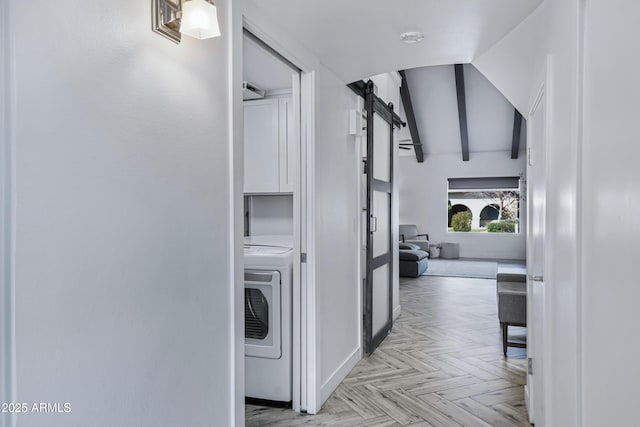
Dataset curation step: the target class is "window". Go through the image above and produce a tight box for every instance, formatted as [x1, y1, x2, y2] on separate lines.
[447, 177, 521, 233]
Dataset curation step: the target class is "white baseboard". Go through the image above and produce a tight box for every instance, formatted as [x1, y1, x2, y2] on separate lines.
[393, 304, 401, 321]
[319, 346, 361, 406]
[524, 384, 533, 423]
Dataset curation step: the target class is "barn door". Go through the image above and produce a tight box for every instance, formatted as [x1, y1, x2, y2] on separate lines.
[364, 81, 396, 354]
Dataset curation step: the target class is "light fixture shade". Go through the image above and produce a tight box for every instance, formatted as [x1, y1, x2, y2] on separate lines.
[180, 0, 221, 40]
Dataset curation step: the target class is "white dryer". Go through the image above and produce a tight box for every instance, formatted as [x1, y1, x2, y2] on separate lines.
[244, 235, 293, 403]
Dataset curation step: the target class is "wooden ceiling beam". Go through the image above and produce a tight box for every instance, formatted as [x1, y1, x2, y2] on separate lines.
[454, 64, 470, 162]
[398, 70, 424, 163]
[511, 109, 523, 159]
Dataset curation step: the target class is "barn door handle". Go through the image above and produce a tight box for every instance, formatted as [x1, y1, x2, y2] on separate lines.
[371, 216, 377, 232]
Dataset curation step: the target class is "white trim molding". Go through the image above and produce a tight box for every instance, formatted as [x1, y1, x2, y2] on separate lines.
[319, 346, 361, 404]
[393, 304, 401, 321]
[0, 0, 17, 426]
[302, 70, 319, 414]
[228, 0, 245, 425]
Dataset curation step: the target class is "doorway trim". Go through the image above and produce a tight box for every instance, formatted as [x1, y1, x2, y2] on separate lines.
[524, 55, 552, 426]
[0, 1, 17, 426]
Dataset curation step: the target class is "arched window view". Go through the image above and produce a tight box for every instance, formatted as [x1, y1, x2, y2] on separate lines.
[447, 177, 521, 233]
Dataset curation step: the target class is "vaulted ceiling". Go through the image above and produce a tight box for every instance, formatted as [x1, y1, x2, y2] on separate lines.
[396, 64, 526, 158]
[247, 0, 543, 82]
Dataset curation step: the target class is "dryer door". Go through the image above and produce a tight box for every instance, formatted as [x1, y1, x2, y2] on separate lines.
[244, 270, 282, 359]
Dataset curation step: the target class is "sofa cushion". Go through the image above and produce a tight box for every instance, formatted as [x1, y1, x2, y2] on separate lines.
[404, 239, 430, 253]
[399, 242, 420, 251]
[399, 249, 428, 262]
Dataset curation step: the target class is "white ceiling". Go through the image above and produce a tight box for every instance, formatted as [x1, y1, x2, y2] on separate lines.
[399, 64, 525, 157]
[247, 0, 542, 82]
[243, 35, 296, 93]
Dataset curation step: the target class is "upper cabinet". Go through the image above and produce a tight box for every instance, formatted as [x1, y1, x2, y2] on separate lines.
[244, 96, 295, 194]
[244, 99, 279, 193]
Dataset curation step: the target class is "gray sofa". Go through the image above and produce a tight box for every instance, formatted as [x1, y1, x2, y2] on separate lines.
[399, 224, 430, 254]
[399, 242, 428, 277]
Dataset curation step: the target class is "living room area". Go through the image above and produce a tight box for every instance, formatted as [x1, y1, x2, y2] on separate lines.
[396, 63, 529, 367]
[396, 64, 527, 278]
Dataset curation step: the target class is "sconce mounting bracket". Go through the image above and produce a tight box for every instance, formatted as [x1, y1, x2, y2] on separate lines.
[152, 0, 182, 43]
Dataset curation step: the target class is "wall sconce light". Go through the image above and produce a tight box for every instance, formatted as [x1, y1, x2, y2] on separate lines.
[152, 0, 221, 44]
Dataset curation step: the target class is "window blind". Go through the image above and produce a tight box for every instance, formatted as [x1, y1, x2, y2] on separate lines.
[447, 177, 520, 190]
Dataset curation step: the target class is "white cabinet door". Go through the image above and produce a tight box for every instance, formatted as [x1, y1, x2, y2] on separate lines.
[244, 99, 280, 193]
[278, 97, 295, 193]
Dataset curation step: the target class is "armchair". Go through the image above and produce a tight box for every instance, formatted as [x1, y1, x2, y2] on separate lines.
[399, 224, 430, 254]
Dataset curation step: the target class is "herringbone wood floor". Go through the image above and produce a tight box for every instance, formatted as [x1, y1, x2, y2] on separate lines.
[246, 275, 530, 426]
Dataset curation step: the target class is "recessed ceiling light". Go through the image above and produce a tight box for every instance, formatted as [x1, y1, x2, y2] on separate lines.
[400, 31, 424, 44]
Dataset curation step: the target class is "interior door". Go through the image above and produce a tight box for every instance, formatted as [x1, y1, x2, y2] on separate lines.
[364, 81, 395, 354]
[526, 82, 548, 425]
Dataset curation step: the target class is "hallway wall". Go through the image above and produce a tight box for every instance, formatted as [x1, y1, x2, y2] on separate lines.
[10, 0, 236, 426]
[581, 1, 640, 425]
[1, 0, 16, 422]
[315, 64, 362, 406]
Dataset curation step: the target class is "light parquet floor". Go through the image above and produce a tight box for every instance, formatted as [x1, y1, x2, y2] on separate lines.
[246, 275, 530, 426]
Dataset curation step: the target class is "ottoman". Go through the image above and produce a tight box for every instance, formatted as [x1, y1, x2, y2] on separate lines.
[440, 242, 460, 259]
[497, 280, 527, 355]
[399, 248, 429, 277]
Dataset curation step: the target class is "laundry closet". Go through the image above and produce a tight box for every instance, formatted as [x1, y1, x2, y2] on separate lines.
[242, 31, 300, 407]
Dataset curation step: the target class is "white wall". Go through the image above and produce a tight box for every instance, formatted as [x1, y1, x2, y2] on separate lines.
[399, 152, 526, 260]
[1, 0, 17, 424]
[473, 2, 547, 115]
[10, 0, 237, 426]
[581, 1, 640, 425]
[315, 64, 361, 405]
[248, 195, 294, 235]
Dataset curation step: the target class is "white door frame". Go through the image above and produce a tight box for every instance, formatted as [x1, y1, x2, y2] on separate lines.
[0, 1, 16, 426]
[233, 9, 320, 420]
[525, 56, 552, 426]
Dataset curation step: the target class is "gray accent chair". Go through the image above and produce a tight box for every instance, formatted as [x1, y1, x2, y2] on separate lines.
[399, 224, 430, 254]
[497, 272, 527, 356]
[399, 242, 428, 277]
